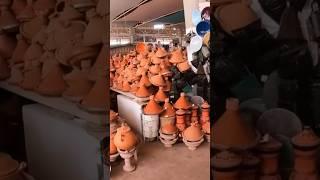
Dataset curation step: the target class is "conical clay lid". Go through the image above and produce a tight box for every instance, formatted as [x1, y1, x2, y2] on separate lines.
[20, 64, 41, 90]
[143, 95, 163, 115]
[154, 87, 167, 102]
[161, 98, 175, 117]
[135, 84, 151, 98]
[63, 69, 93, 98]
[183, 122, 204, 141]
[212, 98, 258, 150]
[81, 77, 108, 110]
[174, 92, 192, 110]
[37, 64, 66, 96]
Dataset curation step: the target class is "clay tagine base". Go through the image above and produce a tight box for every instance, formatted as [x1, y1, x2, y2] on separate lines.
[110, 152, 120, 163]
[118, 147, 137, 172]
[182, 137, 204, 151]
[159, 130, 178, 148]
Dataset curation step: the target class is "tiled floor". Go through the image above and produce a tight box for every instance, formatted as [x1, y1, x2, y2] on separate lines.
[110, 141, 210, 180]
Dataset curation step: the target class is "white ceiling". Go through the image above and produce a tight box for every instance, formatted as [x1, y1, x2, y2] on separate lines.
[110, 0, 184, 23]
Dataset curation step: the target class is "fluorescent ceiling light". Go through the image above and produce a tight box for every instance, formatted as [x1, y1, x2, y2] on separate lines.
[154, 24, 164, 30]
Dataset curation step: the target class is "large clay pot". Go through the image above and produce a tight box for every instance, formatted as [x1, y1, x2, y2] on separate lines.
[0, 30, 16, 58]
[212, 151, 242, 180]
[212, 98, 259, 150]
[113, 123, 137, 151]
[0, 5, 19, 32]
[82, 9, 104, 46]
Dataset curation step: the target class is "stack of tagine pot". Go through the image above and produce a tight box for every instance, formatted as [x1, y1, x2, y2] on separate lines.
[0, 0, 108, 115]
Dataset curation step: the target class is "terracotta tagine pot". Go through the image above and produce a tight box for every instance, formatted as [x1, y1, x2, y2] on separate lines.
[212, 98, 259, 151]
[159, 123, 178, 148]
[135, 84, 151, 98]
[10, 34, 29, 66]
[176, 109, 186, 133]
[143, 95, 163, 115]
[23, 43, 43, 65]
[0, 57, 10, 80]
[139, 71, 151, 87]
[0, 30, 16, 59]
[82, 9, 104, 46]
[150, 73, 166, 87]
[149, 64, 160, 74]
[177, 61, 191, 72]
[290, 127, 320, 180]
[174, 92, 192, 110]
[0, 153, 26, 180]
[240, 152, 260, 180]
[200, 101, 210, 125]
[182, 122, 204, 142]
[169, 49, 185, 64]
[113, 123, 138, 151]
[20, 9, 49, 40]
[20, 60, 41, 90]
[63, 62, 93, 101]
[122, 80, 131, 92]
[11, 0, 27, 17]
[155, 47, 167, 58]
[32, 0, 56, 12]
[8, 64, 24, 85]
[0, 5, 19, 32]
[37, 63, 66, 96]
[160, 98, 175, 127]
[154, 87, 167, 102]
[257, 134, 282, 180]
[160, 64, 172, 77]
[88, 44, 107, 81]
[151, 56, 162, 65]
[212, 151, 242, 180]
[80, 77, 108, 112]
[16, 0, 35, 22]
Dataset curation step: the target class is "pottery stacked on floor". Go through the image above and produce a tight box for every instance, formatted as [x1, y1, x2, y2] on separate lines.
[0, 0, 108, 114]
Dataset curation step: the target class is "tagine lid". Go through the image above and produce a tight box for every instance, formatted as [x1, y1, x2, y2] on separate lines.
[150, 74, 166, 87]
[292, 127, 320, 148]
[169, 49, 185, 64]
[0, 153, 19, 176]
[135, 84, 151, 98]
[161, 98, 176, 117]
[154, 87, 168, 102]
[174, 92, 192, 110]
[143, 95, 163, 115]
[161, 123, 177, 134]
[258, 134, 282, 152]
[155, 47, 167, 58]
[212, 151, 242, 169]
[183, 122, 204, 141]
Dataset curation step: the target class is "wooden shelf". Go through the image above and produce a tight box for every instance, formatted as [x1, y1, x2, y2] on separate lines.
[0, 81, 107, 126]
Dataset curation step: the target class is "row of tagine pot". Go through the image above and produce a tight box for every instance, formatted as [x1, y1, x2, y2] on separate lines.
[110, 46, 191, 98]
[0, 0, 108, 113]
[109, 92, 211, 173]
[211, 98, 320, 180]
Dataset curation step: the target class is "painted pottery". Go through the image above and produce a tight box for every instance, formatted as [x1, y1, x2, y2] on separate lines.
[212, 151, 242, 180]
[212, 98, 259, 150]
[113, 123, 137, 151]
[174, 92, 192, 110]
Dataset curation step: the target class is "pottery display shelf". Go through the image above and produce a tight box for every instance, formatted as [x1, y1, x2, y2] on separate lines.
[0, 81, 108, 128]
[111, 87, 149, 103]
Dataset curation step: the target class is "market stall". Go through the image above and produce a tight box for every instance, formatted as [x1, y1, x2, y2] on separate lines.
[109, 0, 211, 179]
[0, 0, 108, 179]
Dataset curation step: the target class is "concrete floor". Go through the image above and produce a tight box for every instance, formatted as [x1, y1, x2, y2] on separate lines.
[111, 140, 210, 180]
